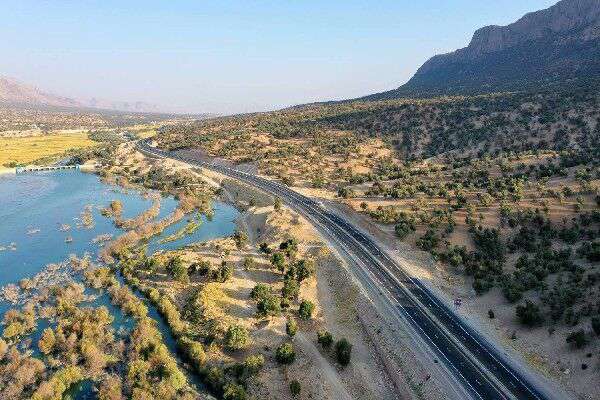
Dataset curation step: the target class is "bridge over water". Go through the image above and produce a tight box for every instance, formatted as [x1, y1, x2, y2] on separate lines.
[15, 165, 81, 174]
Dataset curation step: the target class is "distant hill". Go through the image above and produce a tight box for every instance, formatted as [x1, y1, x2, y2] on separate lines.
[364, 0, 600, 100]
[0, 75, 166, 114]
[0, 76, 81, 108]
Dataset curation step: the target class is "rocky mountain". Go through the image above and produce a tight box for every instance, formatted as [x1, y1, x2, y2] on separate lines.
[365, 0, 600, 100]
[0, 76, 166, 114]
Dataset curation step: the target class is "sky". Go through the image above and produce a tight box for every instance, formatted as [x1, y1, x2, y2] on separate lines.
[0, 0, 558, 115]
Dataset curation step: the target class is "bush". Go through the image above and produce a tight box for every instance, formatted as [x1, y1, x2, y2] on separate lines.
[298, 300, 315, 320]
[282, 278, 300, 300]
[317, 330, 333, 348]
[166, 256, 189, 283]
[276, 342, 296, 364]
[242, 257, 256, 270]
[286, 318, 298, 337]
[416, 229, 439, 251]
[212, 261, 233, 282]
[257, 295, 281, 317]
[592, 317, 600, 335]
[290, 379, 301, 396]
[335, 338, 352, 366]
[566, 329, 587, 349]
[295, 259, 315, 282]
[243, 354, 265, 374]
[250, 283, 272, 301]
[394, 220, 416, 239]
[516, 300, 543, 327]
[177, 337, 206, 370]
[223, 383, 247, 400]
[225, 325, 250, 351]
[270, 252, 286, 273]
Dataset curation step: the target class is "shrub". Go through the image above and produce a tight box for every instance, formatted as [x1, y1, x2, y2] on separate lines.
[212, 261, 233, 283]
[225, 325, 250, 351]
[257, 295, 281, 317]
[223, 383, 247, 400]
[295, 259, 315, 282]
[243, 354, 265, 374]
[242, 257, 256, 270]
[394, 220, 416, 239]
[38, 328, 56, 355]
[177, 337, 206, 370]
[566, 329, 587, 349]
[298, 300, 315, 320]
[282, 278, 300, 300]
[166, 256, 189, 283]
[276, 342, 296, 364]
[335, 338, 352, 366]
[290, 379, 301, 396]
[516, 301, 543, 327]
[233, 230, 248, 249]
[270, 252, 286, 273]
[416, 229, 439, 251]
[286, 318, 298, 337]
[317, 330, 333, 348]
[250, 283, 272, 301]
[592, 317, 600, 335]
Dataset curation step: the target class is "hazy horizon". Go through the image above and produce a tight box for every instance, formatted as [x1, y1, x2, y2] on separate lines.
[1, 0, 557, 115]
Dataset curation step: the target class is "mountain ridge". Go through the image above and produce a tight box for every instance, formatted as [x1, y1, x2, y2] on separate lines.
[363, 0, 600, 100]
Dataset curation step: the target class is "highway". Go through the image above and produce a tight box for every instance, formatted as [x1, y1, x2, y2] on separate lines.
[136, 140, 552, 400]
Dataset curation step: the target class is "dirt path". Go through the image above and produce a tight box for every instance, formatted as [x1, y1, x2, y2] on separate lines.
[295, 332, 354, 400]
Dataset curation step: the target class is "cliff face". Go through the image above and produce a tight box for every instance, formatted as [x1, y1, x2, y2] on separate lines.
[366, 0, 600, 100]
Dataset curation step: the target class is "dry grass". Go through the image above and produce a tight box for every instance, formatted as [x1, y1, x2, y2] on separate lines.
[0, 131, 96, 166]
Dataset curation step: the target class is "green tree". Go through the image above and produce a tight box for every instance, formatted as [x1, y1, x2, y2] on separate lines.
[225, 325, 250, 351]
[290, 379, 301, 397]
[516, 300, 543, 327]
[270, 252, 286, 273]
[298, 300, 315, 320]
[317, 330, 333, 348]
[335, 338, 352, 366]
[167, 256, 189, 283]
[282, 278, 300, 300]
[276, 342, 296, 364]
[223, 383, 247, 400]
[286, 318, 298, 337]
[566, 329, 587, 349]
[295, 259, 315, 282]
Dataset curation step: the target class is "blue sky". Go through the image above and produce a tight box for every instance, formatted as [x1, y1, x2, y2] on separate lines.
[0, 0, 557, 114]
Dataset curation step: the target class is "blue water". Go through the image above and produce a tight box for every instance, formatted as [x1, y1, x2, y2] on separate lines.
[0, 170, 239, 290]
[0, 170, 239, 395]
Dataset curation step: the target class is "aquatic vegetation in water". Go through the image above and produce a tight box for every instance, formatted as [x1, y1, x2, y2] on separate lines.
[79, 205, 95, 229]
[158, 217, 202, 244]
[0, 243, 17, 252]
[58, 224, 71, 232]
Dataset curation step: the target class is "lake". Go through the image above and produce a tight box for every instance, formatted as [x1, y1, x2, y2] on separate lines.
[0, 170, 239, 397]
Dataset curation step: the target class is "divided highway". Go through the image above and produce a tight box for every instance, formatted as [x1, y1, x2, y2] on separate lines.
[137, 140, 551, 400]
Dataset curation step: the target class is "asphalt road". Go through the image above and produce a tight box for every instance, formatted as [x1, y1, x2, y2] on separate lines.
[136, 140, 553, 400]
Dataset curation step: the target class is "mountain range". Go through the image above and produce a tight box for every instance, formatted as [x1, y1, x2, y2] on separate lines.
[365, 0, 600, 100]
[0, 75, 165, 114]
